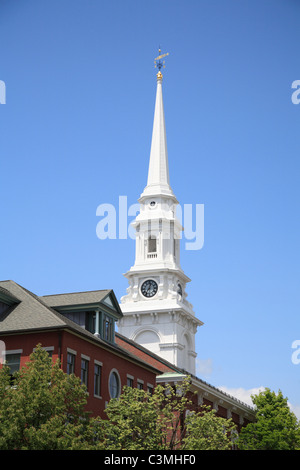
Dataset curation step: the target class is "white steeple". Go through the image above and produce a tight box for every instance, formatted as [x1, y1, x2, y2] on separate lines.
[118, 56, 203, 375]
[140, 71, 174, 199]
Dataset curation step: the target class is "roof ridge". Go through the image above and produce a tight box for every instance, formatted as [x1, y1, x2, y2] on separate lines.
[4, 281, 68, 325]
[41, 288, 111, 297]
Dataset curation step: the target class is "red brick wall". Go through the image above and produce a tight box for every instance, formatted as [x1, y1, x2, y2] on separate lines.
[203, 397, 214, 408]
[60, 331, 157, 417]
[217, 405, 228, 419]
[1, 332, 251, 428]
[1, 330, 157, 419]
[2, 331, 60, 369]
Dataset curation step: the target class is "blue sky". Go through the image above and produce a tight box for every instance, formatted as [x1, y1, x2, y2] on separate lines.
[1, 0, 299, 417]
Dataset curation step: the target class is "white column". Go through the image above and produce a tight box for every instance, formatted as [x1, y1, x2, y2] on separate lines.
[94, 309, 100, 337]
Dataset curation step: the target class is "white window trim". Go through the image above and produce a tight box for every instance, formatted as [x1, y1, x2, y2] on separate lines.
[33, 346, 54, 352]
[5, 349, 23, 356]
[81, 353, 90, 361]
[67, 348, 77, 356]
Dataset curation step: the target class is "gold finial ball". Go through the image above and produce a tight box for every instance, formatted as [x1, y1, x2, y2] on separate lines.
[156, 71, 163, 80]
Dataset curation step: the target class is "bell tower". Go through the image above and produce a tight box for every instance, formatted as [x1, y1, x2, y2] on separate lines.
[118, 51, 203, 374]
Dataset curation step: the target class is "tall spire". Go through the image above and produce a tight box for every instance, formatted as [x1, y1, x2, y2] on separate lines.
[140, 50, 175, 200]
[119, 50, 203, 375]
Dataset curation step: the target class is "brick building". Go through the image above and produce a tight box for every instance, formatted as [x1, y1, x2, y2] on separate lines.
[0, 279, 255, 430]
[0, 280, 159, 419]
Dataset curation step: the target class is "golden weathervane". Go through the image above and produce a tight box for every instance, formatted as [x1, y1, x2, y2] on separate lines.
[154, 48, 169, 77]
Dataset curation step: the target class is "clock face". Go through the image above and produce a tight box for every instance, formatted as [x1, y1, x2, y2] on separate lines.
[141, 279, 158, 298]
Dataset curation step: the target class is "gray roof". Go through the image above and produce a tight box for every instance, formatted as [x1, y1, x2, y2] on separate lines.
[0, 282, 120, 333]
[42, 290, 111, 308]
[0, 285, 21, 304]
[41, 289, 123, 319]
[0, 280, 67, 332]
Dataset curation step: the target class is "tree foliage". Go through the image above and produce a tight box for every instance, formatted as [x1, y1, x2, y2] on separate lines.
[7, 345, 297, 450]
[0, 345, 89, 450]
[97, 379, 194, 450]
[182, 406, 236, 450]
[238, 388, 300, 450]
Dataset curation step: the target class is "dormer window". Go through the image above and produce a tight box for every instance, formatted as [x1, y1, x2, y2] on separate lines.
[0, 301, 9, 316]
[42, 290, 122, 345]
[103, 314, 114, 342]
[0, 288, 20, 317]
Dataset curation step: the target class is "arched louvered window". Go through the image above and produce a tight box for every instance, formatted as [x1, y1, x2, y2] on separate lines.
[148, 235, 157, 253]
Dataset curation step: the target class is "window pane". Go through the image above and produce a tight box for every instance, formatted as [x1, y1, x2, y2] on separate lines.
[67, 353, 75, 375]
[103, 315, 113, 342]
[85, 312, 96, 334]
[94, 364, 102, 396]
[81, 359, 88, 387]
[109, 371, 120, 398]
[5, 353, 20, 375]
[127, 377, 133, 387]
[0, 301, 9, 316]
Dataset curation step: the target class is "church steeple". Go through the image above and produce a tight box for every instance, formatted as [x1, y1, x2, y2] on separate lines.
[140, 71, 174, 199]
[118, 50, 203, 375]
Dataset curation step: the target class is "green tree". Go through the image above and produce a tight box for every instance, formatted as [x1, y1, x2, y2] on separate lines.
[90, 379, 193, 450]
[182, 406, 237, 450]
[0, 346, 245, 450]
[238, 388, 300, 450]
[89, 386, 163, 450]
[0, 344, 90, 450]
[88, 378, 237, 451]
